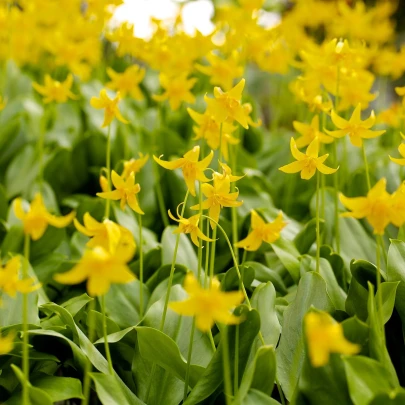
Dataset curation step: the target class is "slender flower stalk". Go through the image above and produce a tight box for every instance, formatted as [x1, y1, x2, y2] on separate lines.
[22, 234, 30, 405]
[101, 295, 114, 375]
[105, 125, 112, 219]
[316, 171, 321, 272]
[82, 298, 95, 405]
[222, 326, 233, 405]
[138, 214, 144, 318]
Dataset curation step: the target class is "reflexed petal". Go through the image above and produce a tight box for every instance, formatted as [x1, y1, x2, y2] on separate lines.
[349, 135, 363, 147]
[235, 231, 263, 251]
[349, 104, 362, 125]
[109, 264, 136, 283]
[389, 156, 405, 166]
[306, 138, 319, 158]
[362, 110, 376, 128]
[324, 129, 347, 138]
[87, 276, 110, 297]
[169, 299, 196, 316]
[251, 210, 265, 229]
[300, 165, 316, 180]
[227, 78, 245, 100]
[97, 190, 122, 200]
[111, 170, 125, 189]
[90, 96, 105, 109]
[30, 222, 48, 241]
[360, 129, 385, 139]
[209, 204, 221, 228]
[13, 198, 26, 220]
[331, 110, 349, 129]
[399, 143, 405, 158]
[368, 178, 387, 199]
[316, 163, 338, 175]
[290, 137, 306, 161]
[127, 194, 144, 215]
[55, 265, 88, 285]
[279, 160, 305, 174]
[153, 155, 185, 170]
[46, 210, 75, 228]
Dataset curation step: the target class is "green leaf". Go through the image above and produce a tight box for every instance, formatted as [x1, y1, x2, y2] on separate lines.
[294, 218, 324, 254]
[271, 238, 301, 283]
[221, 265, 255, 292]
[241, 389, 281, 405]
[368, 389, 405, 404]
[245, 261, 288, 294]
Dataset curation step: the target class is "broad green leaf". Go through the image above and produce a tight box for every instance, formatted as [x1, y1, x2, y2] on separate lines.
[271, 238, 300, 283]
[368, 389, 405, 404]
[241, 389, 281, 405]
[245, 261, 288, 294]
[294, 218, 324, 254]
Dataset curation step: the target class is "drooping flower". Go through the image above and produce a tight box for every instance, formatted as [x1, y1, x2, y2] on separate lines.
[0, 256, 40, 298]
[305, 311, 360, 367]
[106, 65, 145, 100]
[0, 333, 15, 355]
[32, 74, 78, 104]
[90, 88, 128, 128]
[13, 194, 75, 241]
[279, 138, 338, 180]
[54, 246, 135, 296]
[204, 79, 249, 129]
[121, 154, 149, 179]
[168, 211, 214, 247]
[339, 178, 392, 235]
[236, 210, 286, 251]
[326, 104, 385, 147]
[293, 115, 333, 148]
[97, 171, 144, 215]
[153, 146, 213, 197]
[169, 272, 244, 332]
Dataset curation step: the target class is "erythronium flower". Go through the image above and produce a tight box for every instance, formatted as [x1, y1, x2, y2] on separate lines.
[74, 212, 136, 256]
[0, 333, 15, 355]
[242, 103, 262, 128]
[305, 311, 360, 367]
[279, 138, 338, 180]
[190, 172, 243, 228]
[97, 171, 144, 215]
[218, 162, 244, 182]
[106, 65, 145, 100]
[122, 154, 149, 179]
[168, 211, 214, 247]
[204, 79, 249, 129]
[13, 194, 75, 241]
[0, 256, 40, 298]
[325, 104, 385, 147]
[235, 210, 286, 251]
[32, 74, 78, 104]
[169, 272, 244, 332]
[90, 88, 128, 128]
[339, 178, 392, 235]
[153, 73, 196, 111]
[389, 137, 405, 165]
[153, 146, 213, 197]
[390, 182, 405, 228]
[293, 115, 333, 148]
[54, 246, 135, 297]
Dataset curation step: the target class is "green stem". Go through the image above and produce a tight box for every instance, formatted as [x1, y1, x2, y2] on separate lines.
[105, 124, 112, 219]
[230, 144, 239, 264]
[208, 226, 218, 287]
[222, 326, 233, 405]
[234, 324, 240, 395]
[316, 171, 320, 273]
[82, 299, 96, 405]
[204, 220, 210, 288]
[362, 142, 371, 191]
[37, 106, 49, 194]
[183, 318, 196, 402]
[332, 142, 340, 254]
[159, 190, 189, 330]
[376, 236, 386, 351]
[22, 234, 30, 405]
[101, 295, 114, 375]
[153, 162, 170, 228]
[241, 249, 247, 265]
[197, 182, 203, 283]
[218, 123, 223, 167]
[138, 214, 144, 318]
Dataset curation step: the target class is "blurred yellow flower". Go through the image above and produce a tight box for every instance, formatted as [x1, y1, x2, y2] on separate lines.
[279, 138, 338, 180]
[0, 95, 6, 111]
[169, 272, 244, 332]
[90, 88, 128, 128]
[122, 154, 149, 179]
[32, 74, 78, 104]
[13, 194, 75, 241]
[293, 115, 333, 148]
[389, 139, 405, 166]
[106, 65, 145, 100]
[0, 333, 15, 355]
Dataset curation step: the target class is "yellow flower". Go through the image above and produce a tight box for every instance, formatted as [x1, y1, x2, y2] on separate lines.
[340, 178, 392, 235]
[204, 79, 249, 129]
[153, 146, 213, 197]
[390, 182, 405, 228]
[13, 194, 75, 241]
[279, 138, 338, 180]
[0, 333, 15, 355]
[106, 65, 145, 100]
[122, 154, 149, 179]
[0, 256, 40, 298]
[238, 0, 264, 11]
[190, 172, 243, 228]
[74, 212, 136, 256]
[153, 73, 196, 111]
[32, 74, 78, 104]
[97, 171, 144, 215]
[90, 88, 128, 128]
[169, 273, 244, 332]
[54, 246, 135, 297]
[196, 51, 244, 91]
[242, 103, 262, 128]
[235, 210, 286, 251]
[168, 211, 214, 247]
[395, 86, 405, 97]
[293, 115, 333, 148]
[218, 162, 244, 182]
[305, 311, 360, 367]
[389, 138, 405, 165]
[326, 104, 385, 147]
[0, 95, 7, 111]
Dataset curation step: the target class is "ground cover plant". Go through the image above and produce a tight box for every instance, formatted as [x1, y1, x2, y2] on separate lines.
[1, 0, 405, 404]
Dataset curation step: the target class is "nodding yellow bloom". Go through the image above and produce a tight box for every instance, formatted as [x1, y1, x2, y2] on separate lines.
[391, 182, 405, 228]
[190, 171, 243, 228]
[90, 89, 128, 128]
[218, 162, 244, 182]
[106, 65, 145, 100]
[395, 86, 405, 97]
[54, 246, 135, 297]
[339, 178, 391, 235]
[32, 74, 78, 104]
[122, 154, 149, 179]
[279, 138, 338, 180]
[13, 194, 75, 241]
[99, 175, 109, 192]
[0, 95, 7, 111]
[74, 212, 136, 256]
[153, 73, 196, 111]
[293, 115, 333, 148]
[0, 333, 15, 355]
[97, 171, 144, 215]
[153, 146, 213, 197]
[195, 51, 244, 91]
[242, 103, 262, 128]
[168, 211, 214, 247]
[0, 256, 40, 298]
[326, 104, 386, 147]
[389, 138, 405, 166]
[204, 79, 249, 129]
[235, 210, 286, 251]
[305, 311, 360, 368]
[169, 272, 244, 332]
